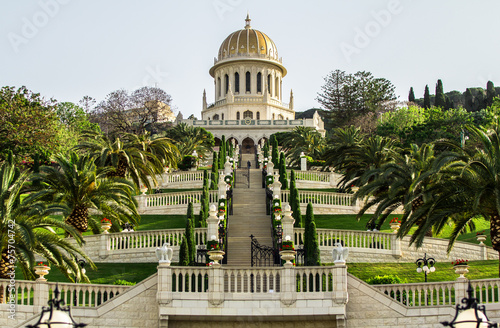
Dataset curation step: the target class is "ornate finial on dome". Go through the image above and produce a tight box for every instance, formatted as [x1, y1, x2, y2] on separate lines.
[245, 13, 251, 29]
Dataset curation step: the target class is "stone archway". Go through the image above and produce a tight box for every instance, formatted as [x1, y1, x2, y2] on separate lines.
[241, 137, 255, 154]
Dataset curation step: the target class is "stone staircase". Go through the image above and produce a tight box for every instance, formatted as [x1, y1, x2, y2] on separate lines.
[226, 167, 272, 266]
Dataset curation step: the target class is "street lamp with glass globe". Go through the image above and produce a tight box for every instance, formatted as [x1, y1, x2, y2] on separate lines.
[416, 253, 436, 282]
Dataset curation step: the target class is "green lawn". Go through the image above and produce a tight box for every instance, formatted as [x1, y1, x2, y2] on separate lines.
[346, 260, 498, 283]
[136, 215, 187, 230]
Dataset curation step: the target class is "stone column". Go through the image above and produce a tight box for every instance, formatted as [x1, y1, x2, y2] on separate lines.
[136, 194, 147, 214]
[481, 243, 487, 260]
[271, 180, 281, 198]
[280, 266, 297, 306]
[332, 264, 348, 305]
[33, 281, 49, 314]
[282, 204, 294, 240]
[391, 234, 402, 259]
[206, 205, 219, 241]
[266, 161, 274, 175]
[98, 234, 109, 260]
[300, 152, 307, 171]
[454, 278, 468, 305]
[329, 168, 337, 187]
[157, 264, 173, 305]
[208, 267, 224, 306]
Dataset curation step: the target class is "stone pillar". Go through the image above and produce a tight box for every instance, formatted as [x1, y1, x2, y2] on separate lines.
[33, 281, 49, 313]
[266, 161, 274, 175]
[98, 234, 109, 260]
[481, 243, 487, 260]
[206, 205, 219, 242]
[218, 178, 227, 199]
[300, 152, 307, 171]
[391, 234, 402, 259]
[224, 159, 232, 176]
[454, 278, 468, 305]
[136, 194, 147, 214]
[157, 264, 172, 305]
[271, 180, 281, 198]
[208, 267, 224, 306]
[329, 168, 337, 187]
[280, 266, 297, 306]
[332, 264, 348, 305]
[282, 204, 294, 241]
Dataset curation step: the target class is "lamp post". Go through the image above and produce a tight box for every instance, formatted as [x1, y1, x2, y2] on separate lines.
[416, 253, 436, 282]
[442, 283, 498, 328]
[27, 285, 86, 328]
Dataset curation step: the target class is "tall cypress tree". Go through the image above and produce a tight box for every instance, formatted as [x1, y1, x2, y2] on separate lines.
[408, 87, 415, 103]
[178, 235, 189, 266]
[290, 177, 302, 228]
[185, 215, 196, 264]
[435, 79, 446, 108]
[263, 140, 269, 158]
[211, 152, 218, 190]
[279, 152, 288, 190]
[219, 136, 226, 168]
[271, 135, 279, 167]
[423, 85, 431, 109]
[487, 81, 496, 108]
[304, 203, 320, 266]
[32, 153, 41, 188]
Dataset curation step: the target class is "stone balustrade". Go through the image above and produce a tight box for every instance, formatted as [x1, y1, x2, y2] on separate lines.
[0, 279, 130, 308]
[108, 228, 207, 250]
[146, 170, 225, 189]
[137, 190, 219, 214]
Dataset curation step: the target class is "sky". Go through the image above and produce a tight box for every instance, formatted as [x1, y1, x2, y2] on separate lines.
[1, 0, 500, 118]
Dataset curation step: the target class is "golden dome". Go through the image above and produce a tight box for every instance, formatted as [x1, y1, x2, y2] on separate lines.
[217, 15, 280, 63]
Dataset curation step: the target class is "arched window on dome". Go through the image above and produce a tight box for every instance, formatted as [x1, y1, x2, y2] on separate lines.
[243, 110, 253, 119]
[278, 114, 284, 120]
[246, 72, 251, 93]
[225, 74, 229, 95]
[257, 72, 262, 93]
[267, 74, 271, 94]
[213, 114, 220, 120]
[217, 77, 221, 98]
[237, 111, 240, 120]
[256, 112, 260, 120]
[234, 72, 240, 94]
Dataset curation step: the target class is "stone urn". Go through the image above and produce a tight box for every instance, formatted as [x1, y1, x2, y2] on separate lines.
[279, 250, 296, 268]
[476, 234, 487, 245]
[454, 265, 469, 279]
[208, 250, 225, 266]
[140, 186, 148, 195]
[34, 265, 51, 281]
[390, 223, 401, 233]
[101, 222, 112, 234]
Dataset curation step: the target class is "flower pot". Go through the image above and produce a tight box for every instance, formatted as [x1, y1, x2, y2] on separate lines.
[390, 223, 401, 233]
[454, 265, 469, 279]
[140, 187, 148, 195]
[207, 250, 225, 266]
[34, 265, 51, 281]
[101, 222, 112, 234]
[279, 250, 296, 268]
[476, 235, 487, 245]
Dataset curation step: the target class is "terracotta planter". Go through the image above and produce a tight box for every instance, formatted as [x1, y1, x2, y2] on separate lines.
[34, 265, 51, 281]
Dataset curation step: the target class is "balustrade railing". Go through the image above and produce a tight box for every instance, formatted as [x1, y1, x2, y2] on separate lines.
[294, 228, 393, 250]
[287, 170, 331, 182]
[0, 279, 35, 305]
[295, 267, 334, 293]
[223, 267, 281, 293]
[373, 281, 456, 307]
[108, 228, 207, 250]
[171, 267, 210, 293]
[470, 279, 500, 304]
[0, 279, 129, 307]
[281, 190, 355, 207]
[144, 191, 218, 208]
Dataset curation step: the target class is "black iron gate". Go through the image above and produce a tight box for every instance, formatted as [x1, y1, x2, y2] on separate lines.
[250, 235, 280, 267]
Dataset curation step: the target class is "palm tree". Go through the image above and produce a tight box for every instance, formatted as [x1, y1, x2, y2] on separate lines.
[165, 123, 214, 160]
[281, 127, 326, 167]
[30, 152, 139, 233]
[0, 159, 93, 295]
[407, 121, 500, 274]
[77, 131, 179, 190]
[354, 143, 438, 231]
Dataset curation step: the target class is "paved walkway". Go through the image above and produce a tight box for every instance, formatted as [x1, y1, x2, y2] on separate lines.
[225, 162, 272, 266]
